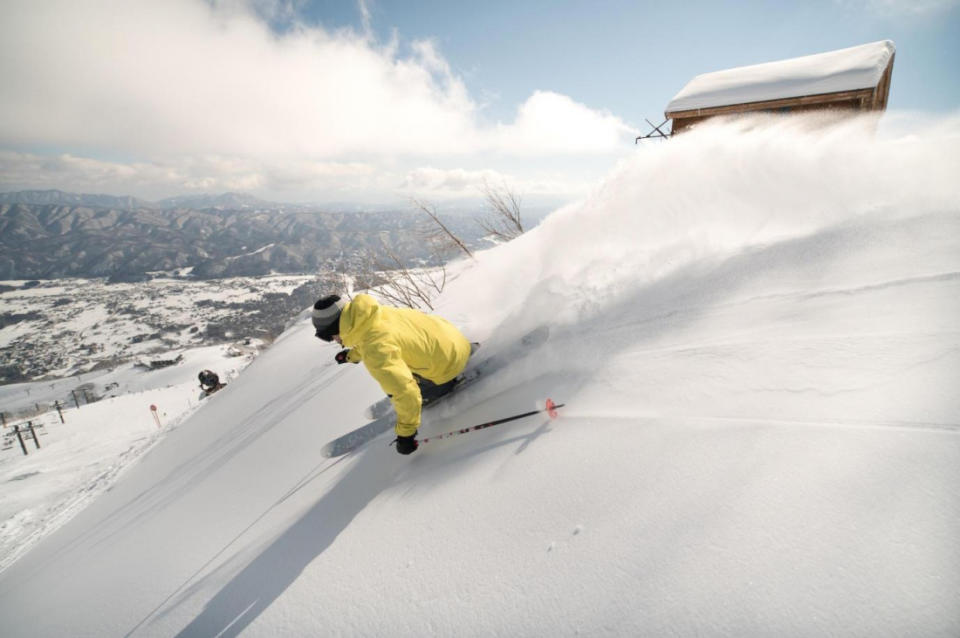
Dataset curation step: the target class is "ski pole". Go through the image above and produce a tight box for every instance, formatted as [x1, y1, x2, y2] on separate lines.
[419, 398, 563, 446]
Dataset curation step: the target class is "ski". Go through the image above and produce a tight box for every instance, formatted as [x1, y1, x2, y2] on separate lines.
[319, 365, 492, 458]
[320, 414, 395, 458]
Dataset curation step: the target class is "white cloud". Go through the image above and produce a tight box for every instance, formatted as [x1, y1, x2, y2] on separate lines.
[0, 0, 637, 203]
[400, 167, 506, 194]
[215, 0, 307, 24]
[0, 0, 632, 159]
[834, 0, 960, 15]
[0, 151, 375, 201]
[493, 91, 637, 154]
[398, 165, 603, 201]
[0, 148, 606, 204]
[0, 0, 480, 157]
[357, 0, 373, 38]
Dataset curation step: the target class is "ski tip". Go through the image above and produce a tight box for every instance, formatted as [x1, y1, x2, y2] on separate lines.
[545, 398, 560, 419]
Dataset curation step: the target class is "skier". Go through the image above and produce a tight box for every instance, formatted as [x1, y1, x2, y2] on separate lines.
[198, 369, 224, 395]
[312, 294, 472, 455]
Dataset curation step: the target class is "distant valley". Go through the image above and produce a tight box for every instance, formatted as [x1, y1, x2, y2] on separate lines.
[0, 274, 339, 386]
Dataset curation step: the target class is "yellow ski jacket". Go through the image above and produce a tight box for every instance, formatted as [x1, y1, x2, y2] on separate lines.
[339, 294, 471, 437]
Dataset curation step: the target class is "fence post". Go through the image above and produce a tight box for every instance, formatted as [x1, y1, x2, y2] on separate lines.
[55, 401, 65, 423]
[1, 412, 6, 428]
[14, 425, 28, 456]
[72, 390, 81, 409]
[150, 405, 161, 429]
[27, 421, 40, 449]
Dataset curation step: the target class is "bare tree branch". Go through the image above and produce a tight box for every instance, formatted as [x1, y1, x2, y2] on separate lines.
[477, 180, 524, 241]
[354, 234, 450, 311]
[412, 199, 474, 259]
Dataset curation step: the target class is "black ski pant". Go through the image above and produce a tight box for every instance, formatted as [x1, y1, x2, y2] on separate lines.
[414, 375, 458, 404]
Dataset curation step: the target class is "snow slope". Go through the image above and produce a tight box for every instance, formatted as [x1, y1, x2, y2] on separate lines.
[1, 113, 958, 637]
[0, 345, 256, 571]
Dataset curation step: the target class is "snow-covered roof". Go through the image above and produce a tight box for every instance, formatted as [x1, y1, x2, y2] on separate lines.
[666, 40, 895, 114]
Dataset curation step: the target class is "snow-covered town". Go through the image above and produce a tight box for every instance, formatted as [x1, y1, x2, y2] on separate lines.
[0, 275, 324, 386]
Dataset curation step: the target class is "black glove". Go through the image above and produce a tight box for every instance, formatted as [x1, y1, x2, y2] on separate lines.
[335, 349, 351, 364]
[395, 432, 419, 455]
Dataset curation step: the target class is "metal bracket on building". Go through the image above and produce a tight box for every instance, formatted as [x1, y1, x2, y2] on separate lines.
[635, 118, 671, 142]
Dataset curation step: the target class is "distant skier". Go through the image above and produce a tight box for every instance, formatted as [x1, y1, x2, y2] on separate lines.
[312, 294, 472, 455]
[198, 369, 225, 395]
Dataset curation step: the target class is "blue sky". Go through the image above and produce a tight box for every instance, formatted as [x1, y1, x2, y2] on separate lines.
[309, 0, 960, 120]
[0, 0, 957, 206]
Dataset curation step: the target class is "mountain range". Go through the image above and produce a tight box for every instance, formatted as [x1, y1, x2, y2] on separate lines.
[0, 190, 291, 211]
[0, 190, 487, 280]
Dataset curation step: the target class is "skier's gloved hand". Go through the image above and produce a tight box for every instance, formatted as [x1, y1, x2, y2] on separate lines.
[335, 349, 352, 364]
[395, 432, 419, 455]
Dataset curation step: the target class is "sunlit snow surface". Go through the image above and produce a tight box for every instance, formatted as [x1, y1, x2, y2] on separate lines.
[1, 113, 958, 637]
[0, 345, 256, 572]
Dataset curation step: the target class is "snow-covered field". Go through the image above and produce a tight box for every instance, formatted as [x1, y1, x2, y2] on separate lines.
[0, 274, 318, 385]
[0, 113, 958, 637]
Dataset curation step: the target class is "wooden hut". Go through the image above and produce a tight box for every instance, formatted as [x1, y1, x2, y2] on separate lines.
[665, 40, 895, 134]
